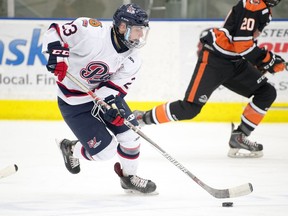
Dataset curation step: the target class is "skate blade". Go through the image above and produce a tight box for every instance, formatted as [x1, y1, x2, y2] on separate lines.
[228, 148, 263, 158]
[123, 189, 159, 196]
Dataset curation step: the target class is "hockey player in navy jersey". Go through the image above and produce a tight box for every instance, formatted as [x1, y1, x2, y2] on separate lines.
[134, 0, 286, 158]
[42, 4, 156, 194]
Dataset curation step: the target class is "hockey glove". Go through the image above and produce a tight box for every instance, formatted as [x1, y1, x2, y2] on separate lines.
[46, 41, 69, 81]
[103, 95, 126, 126]
[258, 51, 286, 74]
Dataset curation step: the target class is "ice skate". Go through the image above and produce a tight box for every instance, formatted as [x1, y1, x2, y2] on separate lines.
[57, 139, 80, 174]
[228, 123, 263, 158]
[132, 110, 146, 127]
[114, 162, 157, 195]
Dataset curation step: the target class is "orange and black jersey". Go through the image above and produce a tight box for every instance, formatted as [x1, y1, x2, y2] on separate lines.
[201, 0, 271, 66]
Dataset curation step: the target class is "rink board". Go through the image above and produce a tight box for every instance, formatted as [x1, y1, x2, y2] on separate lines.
[0, 19, 288, 121]
[1, 100, 287, 122]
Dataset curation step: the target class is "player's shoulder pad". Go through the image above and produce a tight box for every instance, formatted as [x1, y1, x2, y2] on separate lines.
[73, 17, 107, 37]
[72, 17, 104, 32]
[244, 0, 268, 12]
[76, 17, 103, 28]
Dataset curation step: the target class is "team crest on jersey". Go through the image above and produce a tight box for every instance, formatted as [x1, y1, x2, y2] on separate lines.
[89, 19, 102, 27]
[80, 61, 111, 84]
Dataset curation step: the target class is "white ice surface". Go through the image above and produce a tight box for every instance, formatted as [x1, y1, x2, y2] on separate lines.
[0, 121, 287, 216]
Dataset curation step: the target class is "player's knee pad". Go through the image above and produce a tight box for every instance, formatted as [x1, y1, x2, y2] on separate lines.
[253, 83, 277, 108]
[90, 136, 118, 161]
[116, 129, 140, 159]
[170, 100, 203, 120]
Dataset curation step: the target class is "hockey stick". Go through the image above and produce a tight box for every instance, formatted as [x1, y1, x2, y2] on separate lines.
[0, 164, 18, 179]
[65, 72, 253, 199]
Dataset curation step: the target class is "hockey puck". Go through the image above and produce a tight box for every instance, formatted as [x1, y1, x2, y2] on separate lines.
[222, 202, 233, 207]
[14, 164, 18, 171]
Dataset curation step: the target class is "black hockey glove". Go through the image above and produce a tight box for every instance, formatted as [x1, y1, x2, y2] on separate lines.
[103, 95, 126, 126]
[46, 41, 69, 81]
[258, 51, 286, 74]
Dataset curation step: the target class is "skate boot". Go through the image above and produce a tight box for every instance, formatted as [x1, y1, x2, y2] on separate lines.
[57, 139, 80, 174]
[114, 162, 157, 195]
[132, 110, 146, 127]
[228, 124, 263, 158]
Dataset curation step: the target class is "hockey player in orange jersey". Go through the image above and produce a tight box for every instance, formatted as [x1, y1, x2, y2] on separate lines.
[134, 0, 286, 158]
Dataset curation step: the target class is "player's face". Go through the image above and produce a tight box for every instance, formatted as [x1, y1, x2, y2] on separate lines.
[127, 26, 149, 41]
[125, 25, 150, 48]
[129, 26, 145, 40]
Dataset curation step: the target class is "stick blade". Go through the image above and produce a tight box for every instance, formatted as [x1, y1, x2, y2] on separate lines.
[209, 182, 253, 199]
[0, 164, 18, 179]
[228, 182, 253, 198]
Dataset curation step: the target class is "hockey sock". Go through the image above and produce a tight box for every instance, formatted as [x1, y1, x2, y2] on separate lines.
[239, 102, 266, 136]
[143, 103, 173, 124]
[117, 144, 140, 176]
[73, 142, 93, 160]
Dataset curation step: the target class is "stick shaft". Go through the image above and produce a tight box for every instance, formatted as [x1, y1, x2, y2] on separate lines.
[65, 72, 253, 198]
